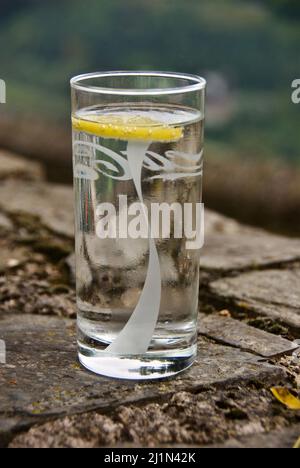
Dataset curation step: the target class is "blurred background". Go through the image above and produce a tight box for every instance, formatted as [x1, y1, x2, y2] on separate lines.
[0, 0, 299, 235]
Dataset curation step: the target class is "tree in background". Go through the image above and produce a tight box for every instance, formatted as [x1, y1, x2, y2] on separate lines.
[0, 0, 40, 20]
[256, 0, 300, 19]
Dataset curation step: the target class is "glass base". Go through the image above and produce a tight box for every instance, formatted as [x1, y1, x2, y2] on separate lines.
[78, 342, 197, 380]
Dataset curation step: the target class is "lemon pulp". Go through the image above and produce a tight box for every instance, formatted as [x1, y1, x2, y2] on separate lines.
[72, 112, 183, 142]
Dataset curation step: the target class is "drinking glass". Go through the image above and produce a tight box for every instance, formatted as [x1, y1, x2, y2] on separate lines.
[71, 71, 206, 379]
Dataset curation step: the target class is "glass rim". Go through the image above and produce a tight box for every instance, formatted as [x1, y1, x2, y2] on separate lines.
[70, 71, 206, 96]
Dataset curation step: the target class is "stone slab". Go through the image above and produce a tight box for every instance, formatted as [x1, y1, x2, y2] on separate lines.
[202, 217, 300, 272]
[0, 314, 285, 445]
[210, 269, 300, 332]
[199, 314, 298, 358]
[0, 149, 44, 181]
[209, 424, 300, 448]
[8, 384, 297, 448]
[0, 180, 74, 238]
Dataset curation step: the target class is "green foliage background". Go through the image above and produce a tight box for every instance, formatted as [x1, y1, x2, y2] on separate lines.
[0, 0, 299, 163]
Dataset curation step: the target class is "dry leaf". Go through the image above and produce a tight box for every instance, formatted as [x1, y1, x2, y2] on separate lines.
[294, 437, 300, 449]
[271, 387, 300, 410]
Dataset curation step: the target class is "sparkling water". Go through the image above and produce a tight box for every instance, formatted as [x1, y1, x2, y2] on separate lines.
[72, 104, 204, 378]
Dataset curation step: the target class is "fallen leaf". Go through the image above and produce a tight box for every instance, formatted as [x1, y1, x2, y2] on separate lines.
[293, 437, 300, 449]
[271, 387, 300, 410]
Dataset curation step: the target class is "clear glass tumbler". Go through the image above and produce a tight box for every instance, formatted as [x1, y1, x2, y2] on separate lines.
[71, 71, 206, 379]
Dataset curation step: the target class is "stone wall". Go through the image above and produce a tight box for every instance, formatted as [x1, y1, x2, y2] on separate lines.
[0, 150, 299, 448]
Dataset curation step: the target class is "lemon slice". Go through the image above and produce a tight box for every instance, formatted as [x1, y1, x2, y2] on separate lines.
[72, 113, 183, 142]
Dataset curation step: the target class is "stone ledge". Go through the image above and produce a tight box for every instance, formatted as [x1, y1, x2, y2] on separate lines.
[207, 424, 300, 448]
[8, 385, 298, 449]
[199, 313, 298, 358]
[0, 174, 299, 448]
[0, 180, 74, 238]
[1, 179, 300, 275]
[0, 149, 44, 181]
[209, 269, 300, 332]
[0, 314, 286, 446]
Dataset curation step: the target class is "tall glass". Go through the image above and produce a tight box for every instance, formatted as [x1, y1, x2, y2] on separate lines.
[71, 71, 206, 380]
